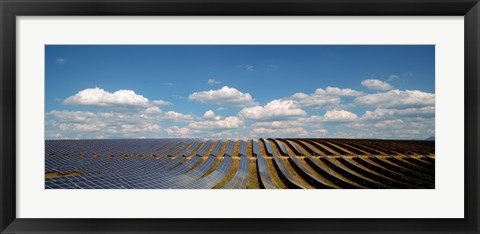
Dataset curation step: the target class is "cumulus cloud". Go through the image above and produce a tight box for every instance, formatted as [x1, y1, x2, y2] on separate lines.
[355, 89, 435, 109]
[152, 100, 173, 106]
[361, 106, 435, 120]
[251, 127, 308, 138]
[323, 86, 363, 96]
[203, 110, 220, 120]
[239, 99, 307, 121]
[45, 110, 163, 139]
[333, 117, 434, 140]
[252, 115, 322, 129]
[144, 106, 162, 113]
[120, 123, 161, 133]
[289, 92, 340, 108]
[188, 116, 243, 130]
[207, 79, 221, 85]
[58, 122, 105, 132]
[189, 86, 257, 106]
[322, 110, 358, 122]
[63, 87, 172, 112]
[372, 119, 405, 128]
[165, 126, 190, 137]
[311, 128, 328, 134]
[285, 86, 361, 109]
[162, 111, 194, 122]
[361, 79, 394, 91]
[253, 120, 304, 129]
[64, 87, 151, 107]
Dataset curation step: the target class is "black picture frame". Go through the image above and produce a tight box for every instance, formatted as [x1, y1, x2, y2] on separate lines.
[1, 0, 479, 233]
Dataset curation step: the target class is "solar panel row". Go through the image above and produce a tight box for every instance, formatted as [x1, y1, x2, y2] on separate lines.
[223, 156, 249, 189]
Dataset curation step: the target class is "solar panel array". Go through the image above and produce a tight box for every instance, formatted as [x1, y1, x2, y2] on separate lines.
[45, 138, 435, 189]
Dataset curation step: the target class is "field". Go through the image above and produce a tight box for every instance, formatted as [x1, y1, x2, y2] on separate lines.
[45, 138, 435, 189]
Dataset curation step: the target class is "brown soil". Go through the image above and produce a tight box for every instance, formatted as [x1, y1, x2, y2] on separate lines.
[246, 140, 253, 158]
[232, 140, 241, 158]
[246, 157, 261, 189]
[45, 171, 82, 179]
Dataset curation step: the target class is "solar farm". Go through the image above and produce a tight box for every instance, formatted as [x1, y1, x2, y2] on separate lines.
[45, 138, 435, 189]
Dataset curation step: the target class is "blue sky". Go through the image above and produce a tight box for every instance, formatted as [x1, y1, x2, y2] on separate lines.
[45, 45, 435, 140]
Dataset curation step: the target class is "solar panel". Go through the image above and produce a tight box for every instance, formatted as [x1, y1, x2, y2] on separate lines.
[252, 140, 260, 156]
[286, 154, 336, 188]
[178, 156, 233, 189]
[260, 138, 274, 156]
[223, 156, 249, 189]
[181, 141, 203, 156]
[209, 141, 225, 156]
[271, 154, 307, 189]
[166, 140, 195, 156]
[255, 155, 277, 189]
[223, 141, 236, 157]
[279, 139, 305, 156]
[238, 141, 247, 156]
[269, 139, 288, 156]
[162, 156, 219, 189]
[195, 141, 215, 156]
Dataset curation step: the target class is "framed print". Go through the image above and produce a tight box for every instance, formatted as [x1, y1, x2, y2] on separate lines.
[1, 0, 479, 233]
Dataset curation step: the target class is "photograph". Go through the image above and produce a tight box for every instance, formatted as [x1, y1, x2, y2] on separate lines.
[44, 45, 435, 189]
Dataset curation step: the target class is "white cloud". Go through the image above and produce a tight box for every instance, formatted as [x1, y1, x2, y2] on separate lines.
[285, 86, 360, 109]
[251, 127, 308, 137]
[165, 126, 190, 137]
[332, 117, 434, 140]
[253, 120, 304, 129]
[290, 92, 340, 108]
[252, 115, 322, 129]
[162, 111, 194, 122]
[189, 86, 257, 106]
[45, 110, 163, 139]
[239, 99, 307, 121]
[120, 123, 161, 133]
[64, 87, 150, 107]
[202, 110, 220, 120]
[188, 116, 243, 130]
[324, 86, 363, 96]
[207, 79, 221, 85]
[361, 79, 394, 91]
[372, 119, 405, 128]
[58, 123, 104, 132]
[361, 106, 435, 120]
[311, 129, 328, 135]
[144, 106, 162, 113]
[152, 100, 173, 106]
[355, 89, 435, 109]
[323, 110, 358, 122]
[250, 127, 277, 135]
